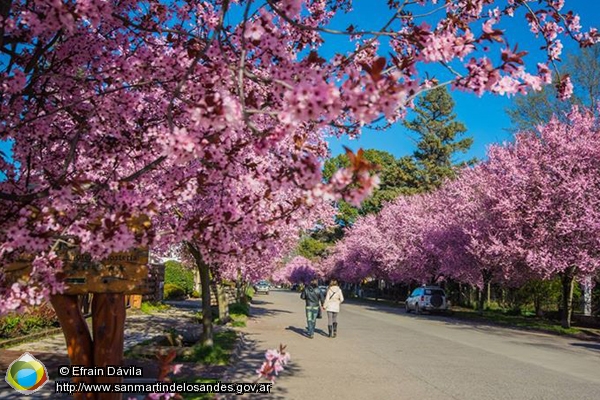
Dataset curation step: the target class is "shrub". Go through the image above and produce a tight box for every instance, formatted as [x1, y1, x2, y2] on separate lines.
[164, 283, 186, 300]
[140, 302, 170, 315]
[164, 260, 195, 296]
[0, 304, 59, 339]
[229, 302, 250, 316]
[178, 330, 237, 364]
[191, 290, 201, 298]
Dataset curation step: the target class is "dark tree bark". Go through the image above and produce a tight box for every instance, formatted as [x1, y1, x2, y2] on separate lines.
[560, 267, 576, 329]
[92, 293, 126, 400]
[51, 294, 95, 400]
[51, 293, 126, 400]
[187, 242, 214, 347]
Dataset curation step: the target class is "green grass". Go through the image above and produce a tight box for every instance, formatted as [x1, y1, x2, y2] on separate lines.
[451, 309, 582, 336]
[229, 302, 250, 316]
[140, 301, 171, 315]
[230, 314, 247, 328]
[177, 330, 238, 364]
[228, 302, 249, 327]
[349, 296, 595, 337]
[179, 378, 218, 400]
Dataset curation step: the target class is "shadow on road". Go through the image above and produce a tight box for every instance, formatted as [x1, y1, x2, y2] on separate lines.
[570, 342, 600, 352]
[250, 298, 273, 305]
[285, 326, 308, 337]
[250, 297, 294, 320]
[250, 307, 293, 319]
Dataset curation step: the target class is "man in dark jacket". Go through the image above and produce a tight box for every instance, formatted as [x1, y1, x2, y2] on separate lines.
[300, 280, 324, 338]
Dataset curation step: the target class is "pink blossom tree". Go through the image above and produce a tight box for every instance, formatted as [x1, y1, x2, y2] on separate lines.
[273, 256, 319, 284]
[472, 108, 600, 327]
[0, 1, 598, 397]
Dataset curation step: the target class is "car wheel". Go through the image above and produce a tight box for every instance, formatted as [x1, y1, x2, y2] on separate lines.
[405, 304, 411, 313]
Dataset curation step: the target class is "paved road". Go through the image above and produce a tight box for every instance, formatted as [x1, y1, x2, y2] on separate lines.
[223, 289, 600, 400]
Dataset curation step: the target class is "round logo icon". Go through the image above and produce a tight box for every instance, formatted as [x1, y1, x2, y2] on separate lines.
[5, 352, 49, 395]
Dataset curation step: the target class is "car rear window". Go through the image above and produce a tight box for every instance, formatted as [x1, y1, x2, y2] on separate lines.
[425, 289, 445, 296]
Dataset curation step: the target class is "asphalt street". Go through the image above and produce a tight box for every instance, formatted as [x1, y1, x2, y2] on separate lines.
[223, 289, 600, 400]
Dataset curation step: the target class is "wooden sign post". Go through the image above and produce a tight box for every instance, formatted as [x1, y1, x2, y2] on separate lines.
[5, 245, 151, 295]
[4, 243, 151, 400]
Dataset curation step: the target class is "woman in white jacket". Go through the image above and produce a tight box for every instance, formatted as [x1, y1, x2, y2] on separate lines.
[323, 279, 344, 338]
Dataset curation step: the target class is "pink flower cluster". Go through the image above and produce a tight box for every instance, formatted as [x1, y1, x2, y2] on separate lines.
[256, 345, 291, 383]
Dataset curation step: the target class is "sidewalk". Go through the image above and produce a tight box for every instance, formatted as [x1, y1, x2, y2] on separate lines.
[0, 301, 203, 398]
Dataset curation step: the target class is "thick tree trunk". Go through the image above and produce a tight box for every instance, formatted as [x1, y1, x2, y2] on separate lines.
[560, 269, 576, 329]
[50, 294, 95, 400]
[92, 293, 126, 400]
[51, 293, 126, 400]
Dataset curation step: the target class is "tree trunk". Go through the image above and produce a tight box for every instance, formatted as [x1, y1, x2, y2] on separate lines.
[51, 293, 126, 400]
[478, 272, 492, 315]
[583, 276, 592, 316]
[51, 294, 95, 400]
[468, 285, 476, 308]
[235, 267, 243, 303]
[560, 269, 575, 329]
[186, 242, 214, 347]
[534, 293, 543, 317]
[91, 293, 126, 400]
[198, 260, 213, 346]
[213, 281, 230, 324]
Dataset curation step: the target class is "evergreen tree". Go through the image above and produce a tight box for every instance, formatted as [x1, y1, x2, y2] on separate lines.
[323, 149, 420, 225]
[403, 86, 475, 190]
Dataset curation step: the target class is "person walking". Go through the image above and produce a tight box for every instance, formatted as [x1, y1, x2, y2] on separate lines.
[323, 279, 344, 338]
[300, 279, 324, 339]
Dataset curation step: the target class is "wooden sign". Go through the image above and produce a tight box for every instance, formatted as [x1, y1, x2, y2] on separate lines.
[3, 245, 151, 295]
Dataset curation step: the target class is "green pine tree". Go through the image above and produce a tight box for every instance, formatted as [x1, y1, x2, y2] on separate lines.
[323, 149, 419, 225]
[403, 86, 475, 190]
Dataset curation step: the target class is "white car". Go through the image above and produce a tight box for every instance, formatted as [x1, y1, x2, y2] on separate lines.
[405, 286, 450, 314]
[254, 280, 270, 295]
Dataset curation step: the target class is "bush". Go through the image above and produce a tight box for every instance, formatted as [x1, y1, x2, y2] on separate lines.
[191, 290, 201, 298]
[140, 302, 170, 315]
[164, 260, 195, 296]
[229, 302, 250, 316]
[178, 330, 237, 364]
[0, 304, 59, 339]
[164, 283, 186, 300]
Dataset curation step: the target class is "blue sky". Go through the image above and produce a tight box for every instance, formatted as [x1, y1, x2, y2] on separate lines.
[1, 1, 598, 166]
[325, 0, 600, 161]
